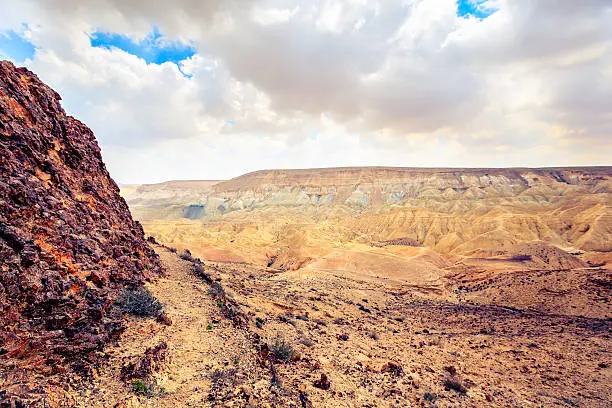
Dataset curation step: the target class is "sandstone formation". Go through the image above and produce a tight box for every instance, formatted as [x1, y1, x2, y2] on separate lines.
[0, 61, 162, 403]
[123, 166, 611, 273]
[125, 167, 611, 219]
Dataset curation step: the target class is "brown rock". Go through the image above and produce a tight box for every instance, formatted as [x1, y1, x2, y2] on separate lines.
[313, 373, 331, 390]
[120, 342, 169, 381]
[381, 362, 404, 377]
[444, 365, 457, 376]
[0, 60, 162, 399]
[156, 312, 173, 326]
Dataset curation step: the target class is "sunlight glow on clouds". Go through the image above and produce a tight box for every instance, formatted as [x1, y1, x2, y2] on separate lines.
[0, 0, 610, 183]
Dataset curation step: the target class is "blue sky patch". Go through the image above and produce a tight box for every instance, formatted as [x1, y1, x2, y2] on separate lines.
[0, 29, 36, 62]
[456, 0, 497, 19]
[90, 27, 196, 66]
[308, 129, 319, 141]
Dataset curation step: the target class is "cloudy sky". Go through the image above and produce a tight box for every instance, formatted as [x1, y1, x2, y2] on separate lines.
[1, 0, 611, 183]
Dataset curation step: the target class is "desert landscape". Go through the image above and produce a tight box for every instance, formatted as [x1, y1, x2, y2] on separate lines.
[1, 1, 612, 407]
[0, 60, 611, 408]
[108, 167, 611, 407]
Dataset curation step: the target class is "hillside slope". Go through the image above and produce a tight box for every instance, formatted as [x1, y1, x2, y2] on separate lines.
[72, 246, 612, 407]
[0, 61, 162, 405]
[123, 167, 611, 273]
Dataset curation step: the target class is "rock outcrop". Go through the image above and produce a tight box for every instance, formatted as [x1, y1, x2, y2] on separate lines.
[0, 61, 162, 401]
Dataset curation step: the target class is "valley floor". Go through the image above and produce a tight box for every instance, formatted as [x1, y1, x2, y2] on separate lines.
[74, 246, 611, 407]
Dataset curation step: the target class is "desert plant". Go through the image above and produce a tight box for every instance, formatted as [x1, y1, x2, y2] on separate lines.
[178, 249, 194, 262]
[270, 334, 295, 362]
[193, 263, 212, 282]
[443, 375, 469, 394]
[116, 287, 163, 317]
[423, 392, 437, 402]
[132, 379, 148, 393]
[208, 281, 227, 300]
[131, 379, 159, 396]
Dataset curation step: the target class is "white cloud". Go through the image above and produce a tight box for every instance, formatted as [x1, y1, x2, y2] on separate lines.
[0, 0, 610, 183]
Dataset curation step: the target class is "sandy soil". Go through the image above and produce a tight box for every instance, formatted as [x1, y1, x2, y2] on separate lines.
[71, 245, 612, 407]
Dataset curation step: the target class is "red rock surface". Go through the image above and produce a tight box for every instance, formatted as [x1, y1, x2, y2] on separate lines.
[0, 61, 162, 401]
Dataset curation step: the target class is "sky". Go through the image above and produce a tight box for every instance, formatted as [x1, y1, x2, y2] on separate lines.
[0, 0, 611, 184]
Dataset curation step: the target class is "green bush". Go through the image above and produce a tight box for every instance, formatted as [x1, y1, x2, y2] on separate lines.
[132, 379, 154, 395]
[270, 335, 295, 362]
[116, 287, 163, 317]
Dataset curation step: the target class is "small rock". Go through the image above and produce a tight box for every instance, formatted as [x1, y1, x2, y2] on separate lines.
[313, 373, 330, 390]
[156, 313, 172, 326]
[337, 333, 349, 341]
[381, 362, 404, 377]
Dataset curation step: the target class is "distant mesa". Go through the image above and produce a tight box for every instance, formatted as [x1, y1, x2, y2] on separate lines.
[122, 166, 611, 255]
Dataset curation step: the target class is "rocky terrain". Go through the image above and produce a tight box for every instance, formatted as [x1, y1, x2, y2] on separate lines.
[0, 61, 162, 405]
[116, 167, 611, 407]
[67, 245, 611, 407]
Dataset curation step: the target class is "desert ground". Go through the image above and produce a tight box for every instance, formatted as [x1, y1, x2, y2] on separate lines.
[69, 244, 611, 407]
[90, 167, 612, 407]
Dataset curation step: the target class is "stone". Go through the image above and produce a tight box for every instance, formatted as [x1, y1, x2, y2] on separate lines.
[0, 60, 162, 402]
[313, 373, 330, 390]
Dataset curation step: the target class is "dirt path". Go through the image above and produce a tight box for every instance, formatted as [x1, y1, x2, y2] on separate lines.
[73, 247, 269, 407]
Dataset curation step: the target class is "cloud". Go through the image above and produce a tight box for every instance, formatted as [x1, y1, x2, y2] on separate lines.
[0, 0, 610, 183]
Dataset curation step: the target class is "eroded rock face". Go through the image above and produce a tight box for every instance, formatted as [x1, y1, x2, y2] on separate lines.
[0, 61, 162, 379]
